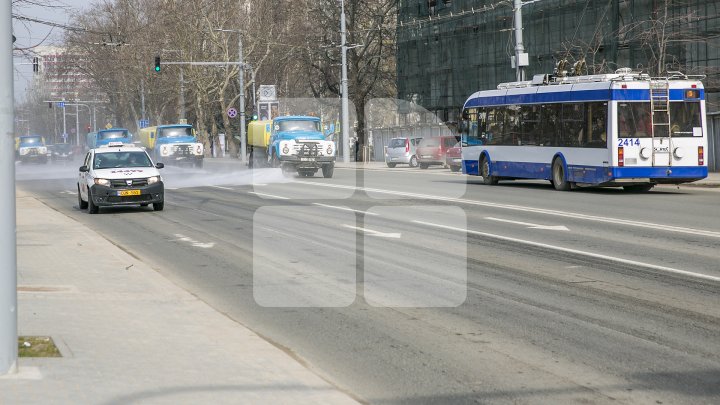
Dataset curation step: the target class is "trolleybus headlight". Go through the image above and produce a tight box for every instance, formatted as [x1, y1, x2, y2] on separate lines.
[673, 147, 684, 159]
[639, 147, 651, 160]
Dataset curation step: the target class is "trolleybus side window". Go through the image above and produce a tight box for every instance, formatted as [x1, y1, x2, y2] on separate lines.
[540, 104, 561, 146]
[520, 105, 540, 146]
[561, 103, 584, 147]
[587, 102, 608, 148]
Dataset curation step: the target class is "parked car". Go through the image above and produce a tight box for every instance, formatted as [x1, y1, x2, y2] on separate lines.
[385, 136, 422, 168]
[415, 135, 460, 169]
[50, 143, 75, 162]
[445, 142, 462, 172]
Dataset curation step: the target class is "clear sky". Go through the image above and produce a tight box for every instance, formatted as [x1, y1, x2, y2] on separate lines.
[12, 0, 90, 101]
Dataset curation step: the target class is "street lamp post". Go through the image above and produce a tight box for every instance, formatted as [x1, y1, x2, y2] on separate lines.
[340, 0, 350, 163]
[215, 29, 247, 164]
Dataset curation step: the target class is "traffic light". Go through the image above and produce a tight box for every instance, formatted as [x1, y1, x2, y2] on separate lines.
[154, 55, 161, 72]
[251, 112, 258, 121]
[32, 57, 39, 73]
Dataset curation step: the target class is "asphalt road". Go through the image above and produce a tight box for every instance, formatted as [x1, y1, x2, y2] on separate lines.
[16, 160, 720, 404]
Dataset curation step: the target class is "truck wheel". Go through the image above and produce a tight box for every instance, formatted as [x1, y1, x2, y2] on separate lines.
[271, 153, 280, 168]
[322, 163, 334, 178]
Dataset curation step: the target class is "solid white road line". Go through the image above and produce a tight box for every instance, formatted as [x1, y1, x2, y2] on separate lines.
[413, 220, 720, 283]
[313, 203, 380, 216]
[209, 185, 234, 190]
[297, 181, 720, 239]
[485, 217, 569, 231]
[343, 225, 401, 238]
[248, 191, 289, 200]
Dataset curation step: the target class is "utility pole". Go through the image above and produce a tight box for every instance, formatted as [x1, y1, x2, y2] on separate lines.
[340, 0, 350, 163]
[75, 104, 80, 145]
[513, 0, 536, 82]
[238, 33, 247, 164]
[62, 98, 67, 143]
[1, 0, 18, 376]
[179, 67, 186, 120]
[140, 79, 146, 122]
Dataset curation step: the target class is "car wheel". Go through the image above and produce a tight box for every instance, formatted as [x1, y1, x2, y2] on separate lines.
[386, 162, 397, 168]
[552, 158, 571, 191]
[419, 163, 429, 169]
[450, 165, 461, 172]
[153, 202, 164, 211]
[77, 185, 88, 209]
[322, 163, 334, 178]
[409, 156, 418, 168]
[87, 190, 99, 214]
[480, 157, 498, 185]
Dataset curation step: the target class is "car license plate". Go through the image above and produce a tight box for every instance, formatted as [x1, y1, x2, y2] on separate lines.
[118, 190, 141, 196]
[300, 157, 314, 161]
[453, 158, 462, 162]
[422, 155, 432, 159]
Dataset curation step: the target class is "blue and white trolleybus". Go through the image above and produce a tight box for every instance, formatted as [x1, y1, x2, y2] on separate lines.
[460, 68, 708, 191]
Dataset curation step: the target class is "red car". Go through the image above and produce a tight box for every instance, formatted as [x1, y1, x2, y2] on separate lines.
[415, 135, 460, 169]
[445, 142, 462, 172]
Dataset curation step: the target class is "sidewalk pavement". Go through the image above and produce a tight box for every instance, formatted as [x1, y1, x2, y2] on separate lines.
[0, 189, 359, 405]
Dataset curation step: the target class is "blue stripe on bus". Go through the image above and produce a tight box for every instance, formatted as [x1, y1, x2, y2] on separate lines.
[461, 160, 707, 184]
[464, 89, 704, 107]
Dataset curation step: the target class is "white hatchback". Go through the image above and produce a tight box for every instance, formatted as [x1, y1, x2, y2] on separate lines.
[77, 143, 165, 214]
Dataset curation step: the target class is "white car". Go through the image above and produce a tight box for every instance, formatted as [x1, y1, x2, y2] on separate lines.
[77, 143, 165, 214]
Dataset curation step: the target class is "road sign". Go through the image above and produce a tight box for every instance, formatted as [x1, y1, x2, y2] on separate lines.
[259, 85, 277, 102]
[61, 133, 67, 141]
[57, 102, 65, 108]
[138, 119, 150, 129]
[105, 123, 112, 129]
[227, 107, 238, 118]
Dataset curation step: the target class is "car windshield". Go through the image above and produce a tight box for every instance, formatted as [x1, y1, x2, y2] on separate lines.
[158, 127, 192, 138]
[277, 120, 320, 132]
[93, 151, 152, 169]
[20, 136, 43, 146]
[98, 130, 130, 140]
[389, 139, 407, 148]
[53, 144, 72, 152]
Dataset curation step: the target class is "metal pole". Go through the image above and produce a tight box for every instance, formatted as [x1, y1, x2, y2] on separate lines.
[514, 0, 526, 82]
[238, 32, 247, 164]
[179, 67, 186, 120]
[140, 79, 146, 121]
[1, 0, 18, 375]
[251, 68, 256, 114]
[75, 105, 80, 145]
[92, 105, 96, 132]
[341, 0, 350, 163]
[62, 98, 67, 142]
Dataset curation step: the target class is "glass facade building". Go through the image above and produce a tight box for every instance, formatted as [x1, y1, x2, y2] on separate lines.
[397, 0, 720, 121]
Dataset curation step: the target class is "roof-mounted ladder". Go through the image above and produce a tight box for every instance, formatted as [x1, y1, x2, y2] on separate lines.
[649, 79, 672, 166]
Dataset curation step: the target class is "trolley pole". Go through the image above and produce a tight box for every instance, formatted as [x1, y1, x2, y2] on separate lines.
[1, 0, 18, 376]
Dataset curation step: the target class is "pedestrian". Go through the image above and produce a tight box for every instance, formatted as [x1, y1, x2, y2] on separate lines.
[354, 139, 360, 162]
